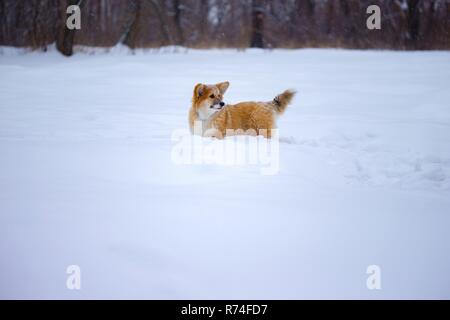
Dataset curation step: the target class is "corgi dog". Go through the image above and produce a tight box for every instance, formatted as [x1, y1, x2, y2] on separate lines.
[188, 81, 295, 138]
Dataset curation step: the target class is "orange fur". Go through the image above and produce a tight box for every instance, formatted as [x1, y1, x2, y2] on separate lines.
[188, 81, 295, 139]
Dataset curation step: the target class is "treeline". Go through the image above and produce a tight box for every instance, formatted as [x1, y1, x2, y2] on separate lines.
[1, 0, 449, 55]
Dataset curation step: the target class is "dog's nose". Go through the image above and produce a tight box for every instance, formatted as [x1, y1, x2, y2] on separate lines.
[219, 102, 225, 107]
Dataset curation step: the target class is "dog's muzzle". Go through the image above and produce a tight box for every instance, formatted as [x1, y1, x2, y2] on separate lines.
[211, 102, 225, 110]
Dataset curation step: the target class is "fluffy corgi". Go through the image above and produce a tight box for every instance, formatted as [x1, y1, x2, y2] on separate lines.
[188, 81, 295, 138]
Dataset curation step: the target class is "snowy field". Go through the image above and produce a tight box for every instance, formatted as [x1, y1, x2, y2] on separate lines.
[0, 47, 450, 299]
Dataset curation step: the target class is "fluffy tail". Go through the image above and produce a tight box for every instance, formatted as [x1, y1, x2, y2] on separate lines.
[271, 89, 296, 114]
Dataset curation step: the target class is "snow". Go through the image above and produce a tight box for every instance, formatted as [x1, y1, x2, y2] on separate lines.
[0, 47, 450, 299]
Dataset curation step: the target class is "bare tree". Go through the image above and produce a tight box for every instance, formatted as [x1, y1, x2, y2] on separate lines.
[56, 0, 85, 56]
[250, 0, 265, 48]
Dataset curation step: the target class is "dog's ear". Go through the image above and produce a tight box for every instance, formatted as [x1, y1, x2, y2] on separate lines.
[216, 81, 230, 95]
[194, 83, 206, 98]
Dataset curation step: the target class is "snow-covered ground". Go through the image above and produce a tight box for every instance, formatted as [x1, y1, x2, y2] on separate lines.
[1, 47, 450, 299]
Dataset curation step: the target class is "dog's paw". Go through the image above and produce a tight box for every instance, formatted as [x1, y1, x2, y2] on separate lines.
[203, 128, 224, 139]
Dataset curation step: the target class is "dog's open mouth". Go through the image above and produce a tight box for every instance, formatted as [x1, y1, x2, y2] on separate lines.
[211, 104, 224, 110]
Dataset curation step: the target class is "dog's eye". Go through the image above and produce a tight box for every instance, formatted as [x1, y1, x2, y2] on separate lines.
[209, 94, 215, 99]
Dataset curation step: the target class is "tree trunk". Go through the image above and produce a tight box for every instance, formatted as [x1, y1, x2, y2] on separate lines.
[173, 0, 184, 45]
[407, 0, 421, 49]
[250, 0, 264, 48]
[56, 0, 84, 56]
[121, 0, 141, 49]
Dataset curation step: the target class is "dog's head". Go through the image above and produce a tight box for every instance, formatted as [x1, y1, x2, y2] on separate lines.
[192, 81, 229, 120]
